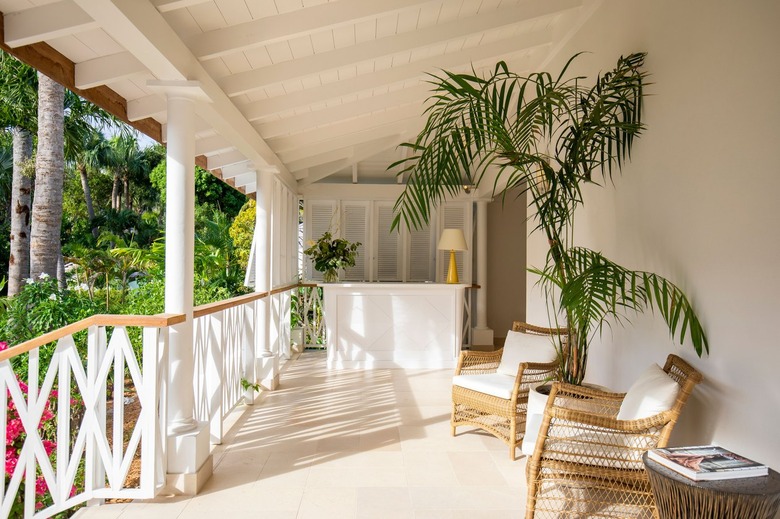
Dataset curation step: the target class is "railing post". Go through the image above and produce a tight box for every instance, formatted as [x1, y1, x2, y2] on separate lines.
[206, 311, 224, 443]
[243, 301, 257, 404]
[86, 325, 106, 506]
[255, 167, 279, 390]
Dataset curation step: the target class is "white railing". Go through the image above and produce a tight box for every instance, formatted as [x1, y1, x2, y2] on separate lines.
[298, 284, 325, 348]
[0, 313, 182, 519]
[192, 284, 297, 445]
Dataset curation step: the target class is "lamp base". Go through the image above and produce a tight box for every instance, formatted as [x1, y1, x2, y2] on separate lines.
[446, 249, 459, 284]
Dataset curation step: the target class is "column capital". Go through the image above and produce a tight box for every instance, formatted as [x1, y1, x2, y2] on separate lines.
[147, 79, 212, 103]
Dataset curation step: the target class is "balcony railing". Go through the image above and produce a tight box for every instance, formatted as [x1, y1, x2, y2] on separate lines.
[0, 281, 312, 518]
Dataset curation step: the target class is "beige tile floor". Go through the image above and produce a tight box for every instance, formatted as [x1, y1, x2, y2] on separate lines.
[75, 351, 529, 518]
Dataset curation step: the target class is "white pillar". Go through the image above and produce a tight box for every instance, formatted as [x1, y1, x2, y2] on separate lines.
[165, 94, 197, 434]
[255, 167, 279, 389]
[163, 91, 212, 495]
[473, 199, 494, 346]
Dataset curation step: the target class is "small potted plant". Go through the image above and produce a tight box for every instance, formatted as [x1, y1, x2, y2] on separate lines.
[304, 231, 361, 283]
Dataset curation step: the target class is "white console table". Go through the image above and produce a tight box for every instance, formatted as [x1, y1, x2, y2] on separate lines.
[320, 282, 467, 369]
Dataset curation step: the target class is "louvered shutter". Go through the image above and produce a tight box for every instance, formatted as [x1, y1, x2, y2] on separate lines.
[438, 203, 472, 283]
[342, 202, 369, 281]
[304, 200, 337, 281]
[407, 221, 434, 281]
[375, 202, 402, 281]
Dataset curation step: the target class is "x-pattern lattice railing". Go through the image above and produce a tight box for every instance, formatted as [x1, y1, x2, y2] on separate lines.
[0, 314, 181, 519]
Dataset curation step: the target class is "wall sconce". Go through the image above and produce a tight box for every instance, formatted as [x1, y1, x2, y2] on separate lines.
[437, 228, 468, 284]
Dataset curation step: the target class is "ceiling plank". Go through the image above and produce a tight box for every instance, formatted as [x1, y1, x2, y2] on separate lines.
[240, 33, 548, 121]
[221, 162, 254, 179]
[3, 0, 97, 48]
[74, 51, 147, 89]
[257, 84, 430, 138]
[288, 147, 353, 175]
[194, 134, 233, 156]
[220, 0, 578, 96]
[189, 0, 435, 61]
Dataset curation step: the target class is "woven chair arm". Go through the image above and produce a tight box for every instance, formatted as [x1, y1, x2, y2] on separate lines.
[455, 349, 502, 375]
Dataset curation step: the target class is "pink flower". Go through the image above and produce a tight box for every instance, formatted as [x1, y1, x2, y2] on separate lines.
[70, 485, 78, 498]
[40, 407, 54, 424]
[42, 440, 56, 456]
[0, 342, 7, 351]
[35, 501, 44, 510]
[18, 381, 28, 393]
[35, 476, 48, 496]
[5, 450, 18, 477]
[6, 418, 24, 443]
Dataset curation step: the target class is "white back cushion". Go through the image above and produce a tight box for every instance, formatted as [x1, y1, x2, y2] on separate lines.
[452, 374, 516, 399]
[496, 330, 558, 377]
[617, 363, 680, 420]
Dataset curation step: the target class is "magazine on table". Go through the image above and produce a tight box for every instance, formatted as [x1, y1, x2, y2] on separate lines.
[647, 445, 768, 481]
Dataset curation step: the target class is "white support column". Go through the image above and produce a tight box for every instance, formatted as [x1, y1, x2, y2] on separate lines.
[472, 199, 494, 346]
[255, 166, 280, 389]
[163, 89, 212, 495]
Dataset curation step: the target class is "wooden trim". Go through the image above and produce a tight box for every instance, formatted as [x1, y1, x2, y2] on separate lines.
[0, 313, 185, 362]
[192, 282, 299, 318]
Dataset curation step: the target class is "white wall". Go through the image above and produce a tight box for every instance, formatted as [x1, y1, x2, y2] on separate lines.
[526, 0, 780, 470]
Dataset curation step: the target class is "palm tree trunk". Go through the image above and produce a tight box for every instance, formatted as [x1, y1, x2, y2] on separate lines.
[123, 175, 131, 210]
[78, 163, 99, 238]
[30, 73, 65, 280]
[8, 127, 32, 296]
[111, 174, 121, 210]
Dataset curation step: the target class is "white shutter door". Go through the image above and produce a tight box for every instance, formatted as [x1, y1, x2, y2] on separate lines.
[375, 203, 402, 281]
[407, 222, 434, 281]
[342, 202, 369, 281]
[438, 204, 471, 283]
[305, 200, 337, 281]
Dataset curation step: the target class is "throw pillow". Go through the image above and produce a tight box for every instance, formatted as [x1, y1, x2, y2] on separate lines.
[616, 363, 680, 420]
[496, 330, 558, 377]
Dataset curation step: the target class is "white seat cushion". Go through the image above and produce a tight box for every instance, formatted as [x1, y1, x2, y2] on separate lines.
[452, 373, 517, 400]
[496, 330, 558, 376]
[617, 363, 680, 420]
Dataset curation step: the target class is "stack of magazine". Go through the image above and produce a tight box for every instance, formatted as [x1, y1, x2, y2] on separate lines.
[647, 445, 768, 481]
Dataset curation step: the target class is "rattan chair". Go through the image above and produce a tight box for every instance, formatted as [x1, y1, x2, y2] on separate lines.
[525, 354, 703, 519]
[451, 322, 567, 460]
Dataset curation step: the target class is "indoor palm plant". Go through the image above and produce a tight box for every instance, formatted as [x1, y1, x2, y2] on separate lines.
[304, 231, 361, 283]
[391, 52, 707, 385]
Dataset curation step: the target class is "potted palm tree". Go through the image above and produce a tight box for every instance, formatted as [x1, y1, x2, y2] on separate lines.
[391, 52, 707, 385]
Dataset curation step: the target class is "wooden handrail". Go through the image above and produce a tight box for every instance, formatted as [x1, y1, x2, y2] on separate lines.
[192, 282, 300, 318]
[0, 313, 186, 362]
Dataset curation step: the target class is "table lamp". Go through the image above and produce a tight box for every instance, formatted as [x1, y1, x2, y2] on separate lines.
[437, 229, 468, 284]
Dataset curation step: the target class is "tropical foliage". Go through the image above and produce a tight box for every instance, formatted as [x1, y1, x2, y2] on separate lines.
[304, 232, 360, 281]
[391, 52, 708, 384]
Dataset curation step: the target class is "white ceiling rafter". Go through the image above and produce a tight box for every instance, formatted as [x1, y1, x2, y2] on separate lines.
[256, 84, 431, 138]
[220, 0, 579, 97]
[277, 123, 415, 164]
[220, 162, 254, 180]
[239, 34, 549, 121]
[206, 150, 247, 170]
[152, 0, 211, 13]
[299, 138, 404, 186]
[194, 134, 233, 156]
[127, 94, 167, 122]
[267, 104, 421, 154]
[3, 0, 97, 48]
[289, 135, 401, 177]
[74, 51, 147, 89]
[189, 0, 436, 61]
[70, 0, 297, 190]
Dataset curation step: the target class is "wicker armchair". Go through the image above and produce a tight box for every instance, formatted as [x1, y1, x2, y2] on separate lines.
[526, 354, 703, 519]
[451, 322, 567, 460]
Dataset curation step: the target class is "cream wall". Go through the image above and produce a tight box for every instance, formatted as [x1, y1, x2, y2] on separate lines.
[525, 0, 780, 470]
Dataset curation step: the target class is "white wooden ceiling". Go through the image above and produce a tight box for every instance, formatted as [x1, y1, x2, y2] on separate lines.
[0, 0, 594, 194]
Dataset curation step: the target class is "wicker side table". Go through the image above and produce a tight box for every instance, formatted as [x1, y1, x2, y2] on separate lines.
[643, 453, 780, 519]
